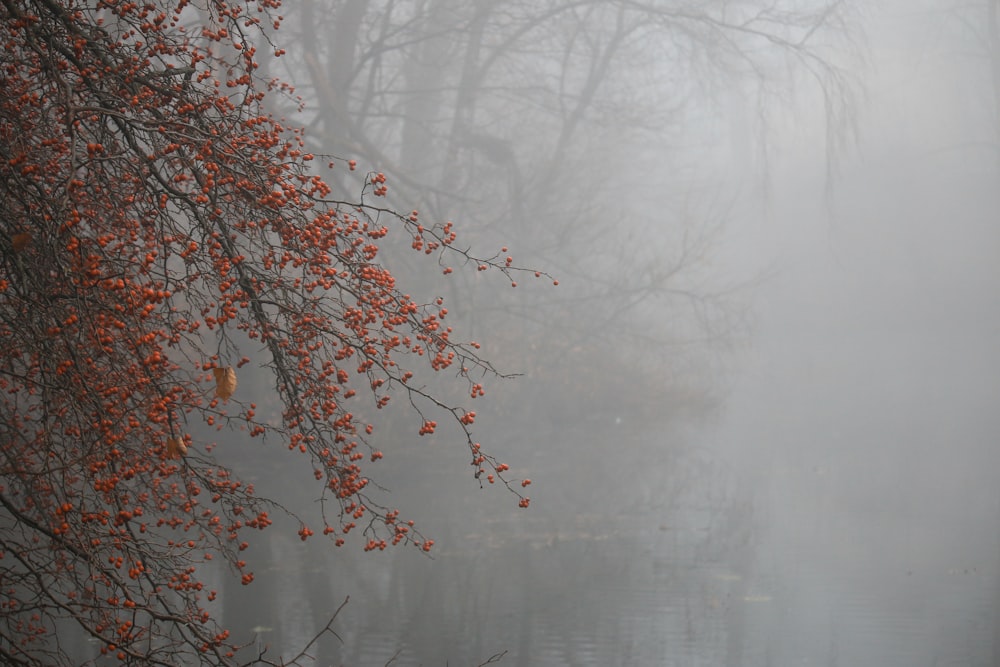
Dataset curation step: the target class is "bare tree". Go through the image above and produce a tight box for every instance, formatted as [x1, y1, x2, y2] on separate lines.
[265, 0, 859, 428]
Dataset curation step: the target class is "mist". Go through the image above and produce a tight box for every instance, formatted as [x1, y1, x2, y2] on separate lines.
[711, 2, 1000, 663]
[142, 1, 1000, 664]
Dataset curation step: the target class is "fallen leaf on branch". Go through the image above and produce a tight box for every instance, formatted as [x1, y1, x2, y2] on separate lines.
[166, 436, 187, 459]
[213, 366, 237, 401]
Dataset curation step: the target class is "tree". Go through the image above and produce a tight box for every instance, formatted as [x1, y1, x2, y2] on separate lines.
[266, 0, 858, 431]
[0, 1, 541, 664]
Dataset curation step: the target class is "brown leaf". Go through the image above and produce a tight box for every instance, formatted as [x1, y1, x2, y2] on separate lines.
[213, 366, 237, 401]
[11, 232, 31, 252]
[166, 436, 187, 459]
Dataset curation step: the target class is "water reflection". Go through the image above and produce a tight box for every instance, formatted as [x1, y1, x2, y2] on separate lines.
[209, 426, 754, 665]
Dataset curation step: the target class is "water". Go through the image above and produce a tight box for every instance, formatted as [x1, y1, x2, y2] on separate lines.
[220, 391, 998, 666]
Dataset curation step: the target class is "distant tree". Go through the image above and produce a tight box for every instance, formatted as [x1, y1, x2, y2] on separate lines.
[0, 1, 541, 664]
[272, 0, 859, 427]
[951, 0, 1000, 172]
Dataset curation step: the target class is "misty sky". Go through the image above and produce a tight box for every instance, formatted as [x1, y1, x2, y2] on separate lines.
[704, 3, 1000, 663]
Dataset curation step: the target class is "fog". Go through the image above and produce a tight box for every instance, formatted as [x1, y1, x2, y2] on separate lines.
[125, 1, 1000, 665]
[708, 3, 1000, 663]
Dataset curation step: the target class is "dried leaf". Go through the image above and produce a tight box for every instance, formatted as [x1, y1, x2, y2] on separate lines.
[11, 232, 31, 252]
[166, 436, 187, 459]
[213, 366, 237, 401]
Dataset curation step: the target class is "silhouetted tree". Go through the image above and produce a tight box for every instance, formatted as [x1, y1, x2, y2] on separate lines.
[274, 0, 859, 427]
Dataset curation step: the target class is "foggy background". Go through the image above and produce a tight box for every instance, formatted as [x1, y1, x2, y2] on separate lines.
[77, 1, 1000, 665]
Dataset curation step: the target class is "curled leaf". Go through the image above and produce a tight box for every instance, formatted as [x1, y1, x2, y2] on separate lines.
[11, 232, 31, 252]
[213, 366, 237, 401]
[166, 436, 187, 459]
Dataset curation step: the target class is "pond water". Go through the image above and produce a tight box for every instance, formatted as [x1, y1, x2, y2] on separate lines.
[216, 350, 998, 666]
